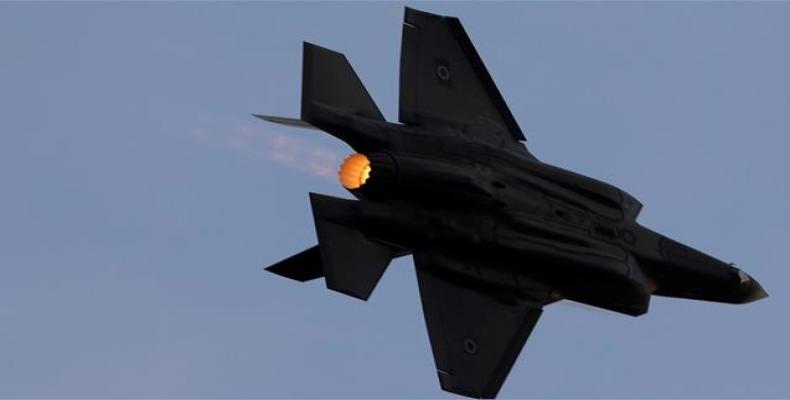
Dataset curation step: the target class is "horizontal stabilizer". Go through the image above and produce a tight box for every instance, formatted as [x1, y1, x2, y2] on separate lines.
[252, 114, 319, 130]
[310, 193, 395, 300]
[265, 245, 324, 282]
[302, 42, 385, 123]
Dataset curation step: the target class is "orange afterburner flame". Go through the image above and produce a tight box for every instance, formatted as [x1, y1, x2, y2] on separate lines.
[339, 153, 371, 189]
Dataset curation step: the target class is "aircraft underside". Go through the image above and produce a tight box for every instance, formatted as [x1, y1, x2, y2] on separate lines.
[258, 7, 767, 398]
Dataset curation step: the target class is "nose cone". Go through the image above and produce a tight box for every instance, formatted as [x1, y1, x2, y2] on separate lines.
[735, 270, 769, 303]
[653, 235, 769, 304]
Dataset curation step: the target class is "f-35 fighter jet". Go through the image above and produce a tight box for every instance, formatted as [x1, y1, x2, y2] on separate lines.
[258, 7, 767, 399]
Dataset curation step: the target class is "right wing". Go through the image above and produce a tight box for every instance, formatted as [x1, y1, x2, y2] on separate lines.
[400, 8, 526, 144]
[414, 253, 545, 398]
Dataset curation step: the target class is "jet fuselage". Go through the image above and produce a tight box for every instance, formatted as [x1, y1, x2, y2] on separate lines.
[261, 8, 767, 397]
[314, 110, 766, 315]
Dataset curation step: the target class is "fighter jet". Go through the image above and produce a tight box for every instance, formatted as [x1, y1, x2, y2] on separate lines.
[257, 7, 767, 399]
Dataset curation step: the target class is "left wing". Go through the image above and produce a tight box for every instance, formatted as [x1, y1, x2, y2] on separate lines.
[414, 253, 545, 398]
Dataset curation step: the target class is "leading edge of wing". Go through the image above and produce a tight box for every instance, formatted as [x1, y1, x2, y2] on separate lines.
[442, 13, 525, 141]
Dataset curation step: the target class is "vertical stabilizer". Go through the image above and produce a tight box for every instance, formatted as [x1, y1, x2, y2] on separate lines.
[265, 245, 324, 282]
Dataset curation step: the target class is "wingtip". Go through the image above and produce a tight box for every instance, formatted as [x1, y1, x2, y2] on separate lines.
[404, 6, 454, 21]
[303, 41, 342, 57]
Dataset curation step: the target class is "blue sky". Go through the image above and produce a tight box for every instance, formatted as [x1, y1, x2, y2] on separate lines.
[1, 2, 788, 398]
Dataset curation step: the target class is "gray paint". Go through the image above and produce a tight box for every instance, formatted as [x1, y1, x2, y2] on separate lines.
[0, 2, 788, 398]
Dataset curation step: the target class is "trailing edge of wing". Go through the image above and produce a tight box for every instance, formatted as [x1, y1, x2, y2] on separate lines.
[252, 114, 319, 130]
